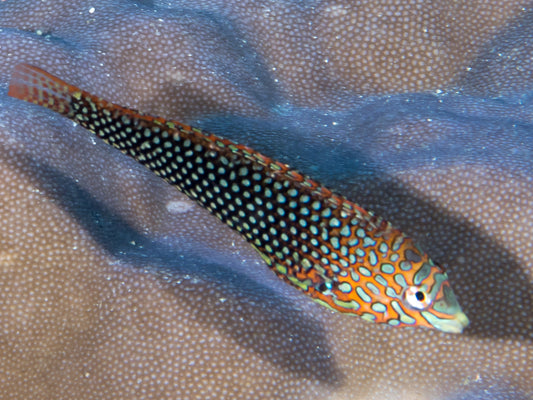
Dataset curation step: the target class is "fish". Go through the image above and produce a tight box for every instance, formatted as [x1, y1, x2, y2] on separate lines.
[8, 63, 469, 333]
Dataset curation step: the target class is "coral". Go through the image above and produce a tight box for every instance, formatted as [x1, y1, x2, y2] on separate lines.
[0, 0, 531, 399]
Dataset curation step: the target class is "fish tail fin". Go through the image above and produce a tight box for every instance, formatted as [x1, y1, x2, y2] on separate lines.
[8, 63, 77, 115]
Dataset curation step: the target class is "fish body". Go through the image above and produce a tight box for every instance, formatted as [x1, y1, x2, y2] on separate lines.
[8, 64, 469, 333]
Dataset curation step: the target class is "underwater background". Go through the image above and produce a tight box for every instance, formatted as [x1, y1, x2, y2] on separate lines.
[0, 0, 532, 399]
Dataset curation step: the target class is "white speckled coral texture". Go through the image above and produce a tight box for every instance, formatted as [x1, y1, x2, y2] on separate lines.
[0, 1, 532, 399]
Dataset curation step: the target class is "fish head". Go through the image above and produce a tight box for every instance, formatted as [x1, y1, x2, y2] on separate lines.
[394, 258, 470, 333]
[313, 230, 470, 333]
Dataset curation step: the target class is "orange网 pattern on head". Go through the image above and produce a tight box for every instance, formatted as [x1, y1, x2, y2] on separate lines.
[8, 63, 469, 333]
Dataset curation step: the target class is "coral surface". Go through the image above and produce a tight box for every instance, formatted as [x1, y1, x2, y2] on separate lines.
[0, 1, 531, 399]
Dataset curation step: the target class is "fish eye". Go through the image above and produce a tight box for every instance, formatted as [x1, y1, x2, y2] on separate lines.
[404, 286, 432, 310]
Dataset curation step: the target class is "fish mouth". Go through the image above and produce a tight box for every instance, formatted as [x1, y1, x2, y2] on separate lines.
[422, 310, 470, 333]
[421, 278, 470, 333]
[441, 285, 470, 333]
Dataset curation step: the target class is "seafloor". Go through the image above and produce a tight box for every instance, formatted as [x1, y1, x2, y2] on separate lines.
[0, 1, 531, 399]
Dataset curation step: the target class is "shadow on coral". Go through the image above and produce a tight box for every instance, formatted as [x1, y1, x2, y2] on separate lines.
[15, 151, 345, 386]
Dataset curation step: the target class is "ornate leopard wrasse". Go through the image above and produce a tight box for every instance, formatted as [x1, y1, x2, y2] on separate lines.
[8, 63, 469, 333]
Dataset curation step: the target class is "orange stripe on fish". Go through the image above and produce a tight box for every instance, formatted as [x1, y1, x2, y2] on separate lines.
[8, 63, 469, 333]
